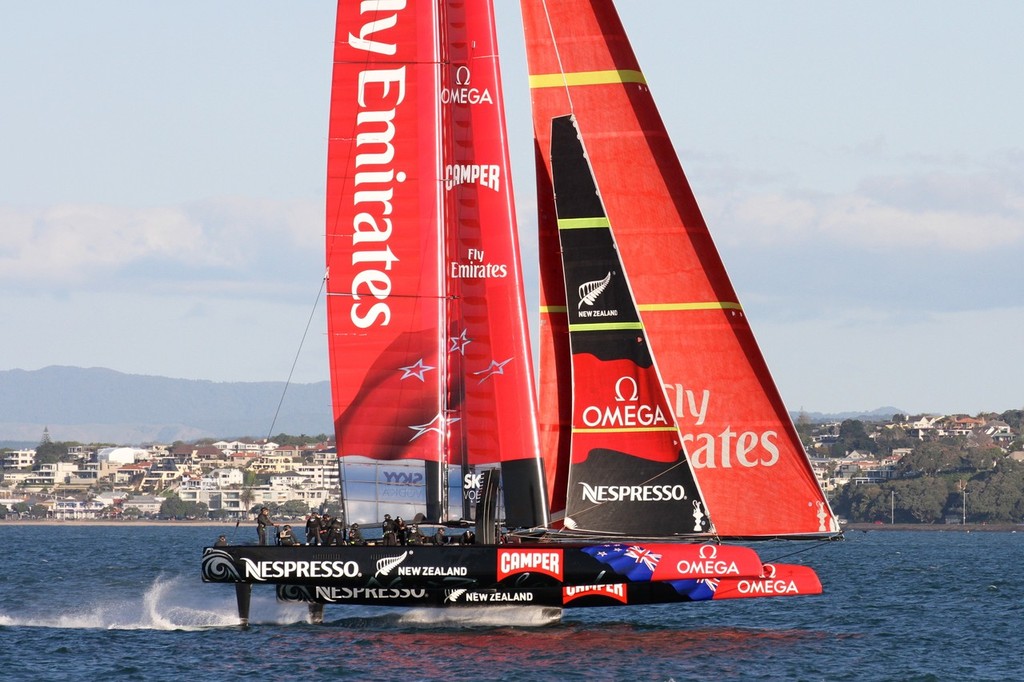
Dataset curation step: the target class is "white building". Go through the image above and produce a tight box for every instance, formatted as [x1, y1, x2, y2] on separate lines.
[179, 468, 244, 491]
[123, 495, 164, 516]
[97, 447, 148, 465]
[2, 449, 36, 469]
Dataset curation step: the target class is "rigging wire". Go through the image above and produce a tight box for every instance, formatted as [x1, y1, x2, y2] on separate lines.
[538, 0, 575, 113]
[762, 534, 845, 565]
[265, 271, 328, 442]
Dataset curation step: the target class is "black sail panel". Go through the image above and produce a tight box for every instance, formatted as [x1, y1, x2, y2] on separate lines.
[550, 115, 712, 537]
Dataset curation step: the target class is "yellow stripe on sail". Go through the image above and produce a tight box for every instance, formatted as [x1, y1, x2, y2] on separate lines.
[638, 301, 743, 312]
[540, 305, 568, 314]
[557, 217, 610, 230]
[568, 322, 644, 332]
[529, 70, 647, 89]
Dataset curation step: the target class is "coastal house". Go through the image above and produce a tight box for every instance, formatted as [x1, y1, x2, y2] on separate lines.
[249, 452, 298, 474]
[833, 451, 899, 486]
[214, 440, 280, 454]
[23, 462, 87, 491]
[178, 468, 244, 491]
[51, 496, 106, 520]
[294, 463, 340, 489]
[984, 421, 1015, 445]
[123, 495, 164, 516]
[140, 459, 186, 492]
[2, 449, 36, 469]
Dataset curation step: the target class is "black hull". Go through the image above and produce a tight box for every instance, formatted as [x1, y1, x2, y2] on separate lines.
[275, 582, 719, 609]
[202, 542, 762, 590]
[202, 541, 820, 617]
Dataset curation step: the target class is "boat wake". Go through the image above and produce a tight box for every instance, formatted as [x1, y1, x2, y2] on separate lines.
[0, 575, 310, 630]
[397, 605, 563, 628]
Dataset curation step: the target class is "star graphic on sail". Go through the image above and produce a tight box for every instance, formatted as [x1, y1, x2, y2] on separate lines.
[409, 411, 461, 442]
[398, 359, 435, 382]
[448, 329, 472, 355]
[472, 357, 512, 383]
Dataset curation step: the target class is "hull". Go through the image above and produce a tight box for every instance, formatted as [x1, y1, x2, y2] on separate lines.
[203, 543, 820, 611]
[276, 564, 822, 609]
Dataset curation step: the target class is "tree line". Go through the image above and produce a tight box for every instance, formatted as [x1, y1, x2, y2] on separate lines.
[830, 441, 1024, 524]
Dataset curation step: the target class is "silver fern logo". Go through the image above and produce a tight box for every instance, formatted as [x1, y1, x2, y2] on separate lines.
[578, 272, 612, 308]
[445, 588, 467, 603]
[375, 551, 409, 578]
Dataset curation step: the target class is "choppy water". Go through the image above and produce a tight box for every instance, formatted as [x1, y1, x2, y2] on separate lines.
[0, 524, 1021, 681]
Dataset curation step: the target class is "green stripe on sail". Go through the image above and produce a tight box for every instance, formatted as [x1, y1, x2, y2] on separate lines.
[529, 70, 647, 89]
[568, 321, 644, 332]
[557, 217, 610, 230]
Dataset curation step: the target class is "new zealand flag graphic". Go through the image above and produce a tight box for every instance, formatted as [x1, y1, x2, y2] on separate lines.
[583, 544, 720, 600]
[582, 544, 662, 582]
[666, 578, 719, 601]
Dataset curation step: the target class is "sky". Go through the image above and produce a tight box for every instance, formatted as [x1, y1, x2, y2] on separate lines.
[1, 1, 1022, 416]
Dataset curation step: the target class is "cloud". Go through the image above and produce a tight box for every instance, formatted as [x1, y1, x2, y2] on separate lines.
[709, 167, 1024, 252]
[0, 196, 321, 295]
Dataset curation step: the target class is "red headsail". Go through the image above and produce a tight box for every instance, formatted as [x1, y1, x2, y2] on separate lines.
[521, 0, 839, 538]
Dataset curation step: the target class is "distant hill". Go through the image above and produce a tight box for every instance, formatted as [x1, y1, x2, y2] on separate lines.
[0, 366, 331, 445]
[791, 406, 907, 423]
[0, 365, 907, 446]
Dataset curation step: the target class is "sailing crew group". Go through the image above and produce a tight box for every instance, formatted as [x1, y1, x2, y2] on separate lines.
[261, 509, 473, 546]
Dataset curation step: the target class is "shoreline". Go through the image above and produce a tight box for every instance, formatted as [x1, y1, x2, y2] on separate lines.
[1, 519, 1021, 532]
[0, 519, 237, 527]
[844, 522, 1021, 532]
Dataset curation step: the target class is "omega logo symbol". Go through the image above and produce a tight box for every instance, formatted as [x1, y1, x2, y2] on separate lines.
[698, 544, 718, 560]
[441, 65, 493, 105]
[614, 376, 639, 402]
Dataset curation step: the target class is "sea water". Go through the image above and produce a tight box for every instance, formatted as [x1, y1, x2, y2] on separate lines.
[0, 524, 1021, 681]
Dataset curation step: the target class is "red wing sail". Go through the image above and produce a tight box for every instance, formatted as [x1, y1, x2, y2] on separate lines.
[327, 2, 546, 527]
[440, 0, 547, 526]
[328, 2, 445, 461]
[521, 0, 839, 537]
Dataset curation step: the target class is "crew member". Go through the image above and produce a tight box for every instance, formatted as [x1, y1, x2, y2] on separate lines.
[256, 507, 276, 545]
[278, 524, 299, 546]
[305, 512, 322, 546]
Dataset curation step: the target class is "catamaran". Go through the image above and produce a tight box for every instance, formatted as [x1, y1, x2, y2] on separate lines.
[202, 0, 840, 624]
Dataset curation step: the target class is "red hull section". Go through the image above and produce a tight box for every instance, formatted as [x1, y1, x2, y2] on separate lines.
[712, 563, 824, 600]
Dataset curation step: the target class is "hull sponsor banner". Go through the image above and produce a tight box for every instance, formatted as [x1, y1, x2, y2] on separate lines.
[712, 563, 823, 600]
[582, 543, 763, 582]
[202, 543, 762, 590]
[496, 547, 564, 581]
[562, 583, 628, 605]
